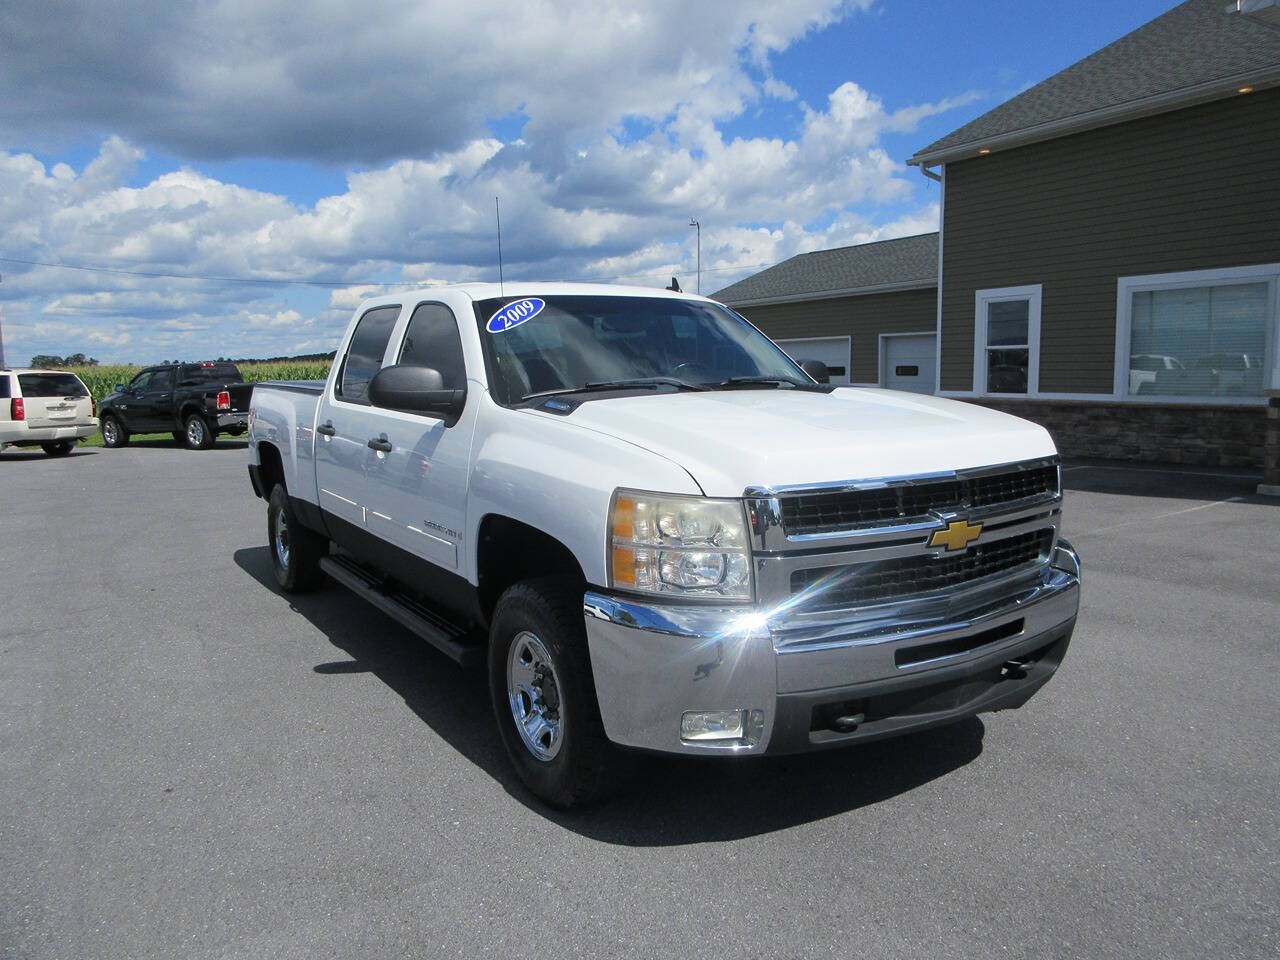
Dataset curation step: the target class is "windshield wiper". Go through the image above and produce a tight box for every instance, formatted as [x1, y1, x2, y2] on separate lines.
[521, 377, 710, 402]
[714, 376, 822, 390]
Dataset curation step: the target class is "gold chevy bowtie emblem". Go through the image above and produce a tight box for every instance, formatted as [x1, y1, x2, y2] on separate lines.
[929, 519, 983, 552]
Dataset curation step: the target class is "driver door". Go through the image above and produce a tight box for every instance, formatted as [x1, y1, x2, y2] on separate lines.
[136, 367, 175, 430]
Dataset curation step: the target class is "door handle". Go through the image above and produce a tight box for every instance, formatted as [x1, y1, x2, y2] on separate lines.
[316, 421, 336, 437]
[367, 435, 393, 453]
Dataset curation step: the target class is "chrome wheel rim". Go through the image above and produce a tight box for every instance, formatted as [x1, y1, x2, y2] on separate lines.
[273, 507, 291, 569]
[103, 419, 117, 444]
[506, 631, 563, 762]
[187, 418, 205, 446]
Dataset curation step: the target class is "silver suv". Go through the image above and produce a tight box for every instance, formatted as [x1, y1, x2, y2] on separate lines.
[0, 369, 98, 456]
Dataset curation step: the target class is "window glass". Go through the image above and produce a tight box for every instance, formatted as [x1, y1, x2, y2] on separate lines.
[17, 373, 88, 397]
[475, 295, 806, 404]
[129, 371, 155, 392]
[180, 363, 242, 385]
[1128, 282, 1269, 397]
[338, 305, 401, 403]
[399, 303, 466, 389]
[987, 300, 1029, 345]
[150, 368, 175, 391]
[985, 300, 1030, 394]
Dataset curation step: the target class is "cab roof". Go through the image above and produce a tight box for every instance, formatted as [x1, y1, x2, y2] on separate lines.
[351, 281, 717, 311]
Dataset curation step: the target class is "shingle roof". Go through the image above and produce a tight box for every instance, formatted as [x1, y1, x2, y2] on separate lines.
[712, 233, 938, 305]
[911, 0, 1280, 165]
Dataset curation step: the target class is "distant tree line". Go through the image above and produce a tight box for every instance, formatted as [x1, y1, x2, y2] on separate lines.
[30, 353, 99, 368]
[28, 351, 336, 367]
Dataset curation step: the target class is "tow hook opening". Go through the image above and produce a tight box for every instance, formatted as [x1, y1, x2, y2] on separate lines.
[1000, 658, 1032, 681]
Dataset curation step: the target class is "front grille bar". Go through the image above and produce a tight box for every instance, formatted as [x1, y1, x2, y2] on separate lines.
[789, 530, 1053, 610]
[780, 463, 1059, 537]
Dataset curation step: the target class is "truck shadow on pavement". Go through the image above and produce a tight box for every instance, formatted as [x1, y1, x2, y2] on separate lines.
[1062, 459, 1263, 502]
[234, 545, 985, 844]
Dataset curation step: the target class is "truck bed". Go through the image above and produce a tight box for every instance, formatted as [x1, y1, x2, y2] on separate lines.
[256, 380, 325, 395]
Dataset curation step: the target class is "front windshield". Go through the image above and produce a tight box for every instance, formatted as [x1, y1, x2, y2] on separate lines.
[474, 295, 809, 403]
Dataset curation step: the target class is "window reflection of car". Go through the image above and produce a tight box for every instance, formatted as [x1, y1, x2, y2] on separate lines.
[1129, 354, 1183, 394]
[1187, 353, 1262, 396]
[987, 364, 1027, 393]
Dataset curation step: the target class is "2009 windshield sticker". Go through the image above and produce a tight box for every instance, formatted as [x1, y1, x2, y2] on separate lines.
[486, 297, 546, 333]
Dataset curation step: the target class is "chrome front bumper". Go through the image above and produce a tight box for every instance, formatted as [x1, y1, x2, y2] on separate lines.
[583, 538, 1081, 756]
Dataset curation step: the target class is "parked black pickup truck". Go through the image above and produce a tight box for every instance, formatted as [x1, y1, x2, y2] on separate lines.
[98, 362, 254, 449]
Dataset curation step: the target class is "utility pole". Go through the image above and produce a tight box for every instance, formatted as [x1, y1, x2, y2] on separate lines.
[688, 217, 700, 294]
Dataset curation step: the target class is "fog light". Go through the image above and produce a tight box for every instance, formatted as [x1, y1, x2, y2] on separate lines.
[681, 709, 744, 741]
[680, 709, 764, 745]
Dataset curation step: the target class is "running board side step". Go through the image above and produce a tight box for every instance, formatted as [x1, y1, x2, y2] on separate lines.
[319, 555, 483, 668]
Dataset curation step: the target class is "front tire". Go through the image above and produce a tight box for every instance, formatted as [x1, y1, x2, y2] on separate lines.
[184, 413, 214, 450]
[488, 578, 622, 808]
[267, 484, 326, 592]
[41, 441, 74, 457]
[101, 415, 129, 448]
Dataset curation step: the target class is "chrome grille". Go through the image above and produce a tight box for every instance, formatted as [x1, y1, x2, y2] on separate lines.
[789, 530, 1052, 609]
[779, 463, 1058, 536]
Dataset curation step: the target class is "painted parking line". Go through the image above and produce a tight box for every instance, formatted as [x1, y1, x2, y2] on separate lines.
[1070, 495, 1246, 537]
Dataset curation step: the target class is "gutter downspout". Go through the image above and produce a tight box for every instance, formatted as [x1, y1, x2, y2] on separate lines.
[918, 162, 941, 183]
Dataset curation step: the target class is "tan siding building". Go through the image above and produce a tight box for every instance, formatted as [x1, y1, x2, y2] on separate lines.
[909, 0, 1280, 470]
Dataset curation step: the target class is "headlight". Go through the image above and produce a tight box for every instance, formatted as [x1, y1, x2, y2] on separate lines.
[608, 490, 752, 600]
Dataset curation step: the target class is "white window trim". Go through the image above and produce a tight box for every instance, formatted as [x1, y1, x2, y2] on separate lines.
[878, 331, 938, 389]
[972, 284, 1041, 396]
[1113, 263, 1280, 404]
[772, 335, 853, 384]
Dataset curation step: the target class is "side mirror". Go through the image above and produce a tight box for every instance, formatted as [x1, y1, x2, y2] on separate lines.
[369, 365, 466, 425]
[113, 384, 125, 393]
[799, 359, 830, 384]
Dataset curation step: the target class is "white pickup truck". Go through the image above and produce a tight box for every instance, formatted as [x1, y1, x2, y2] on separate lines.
[247, 283, 1081, 807]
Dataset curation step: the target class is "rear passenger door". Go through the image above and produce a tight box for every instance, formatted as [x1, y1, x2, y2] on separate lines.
[314, 303, 403, 532]
[363, 301, 474, 572]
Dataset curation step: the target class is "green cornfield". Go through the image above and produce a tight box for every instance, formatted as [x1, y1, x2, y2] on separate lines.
[67, 360, 332, 406]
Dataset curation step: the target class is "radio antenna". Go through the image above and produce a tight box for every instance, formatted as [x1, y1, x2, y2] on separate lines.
[495, 196, 505, 297]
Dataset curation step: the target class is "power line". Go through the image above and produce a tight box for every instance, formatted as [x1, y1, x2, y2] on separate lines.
[0, 254, 774, 291]
[0, 256, 385, 287]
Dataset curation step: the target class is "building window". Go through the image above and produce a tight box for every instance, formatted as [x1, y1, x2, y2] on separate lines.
[973, 285, 1041, 395]
[1115, 265, 1279, 401]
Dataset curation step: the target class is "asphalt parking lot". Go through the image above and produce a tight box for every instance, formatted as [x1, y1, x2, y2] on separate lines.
[2, 442, 1276, 959]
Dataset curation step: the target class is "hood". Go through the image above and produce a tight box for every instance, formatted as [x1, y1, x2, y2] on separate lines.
[530, 387, 1056, 497]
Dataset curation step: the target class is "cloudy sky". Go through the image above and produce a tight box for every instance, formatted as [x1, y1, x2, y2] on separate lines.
[0, 0, 1174, 365]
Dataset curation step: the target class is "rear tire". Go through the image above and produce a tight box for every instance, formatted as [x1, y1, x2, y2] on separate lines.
[41, 441, 74, 457]
[267, 484, 326, 592]
[488, 578, 623, 808]
[184, 413, 214, 450]
[101, 414, 129, 448]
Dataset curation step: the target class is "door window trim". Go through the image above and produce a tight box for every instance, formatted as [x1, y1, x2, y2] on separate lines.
[972, 284, 1041, 395]
[397, 300, 469, 384]
[330, 303, 404, 407]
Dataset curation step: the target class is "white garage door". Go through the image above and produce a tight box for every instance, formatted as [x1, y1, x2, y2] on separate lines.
[884, 334, 937, 394]
[774, 337, 851, 384]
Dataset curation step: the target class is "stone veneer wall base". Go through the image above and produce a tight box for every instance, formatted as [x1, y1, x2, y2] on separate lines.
[971, 398, 1268, 472]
